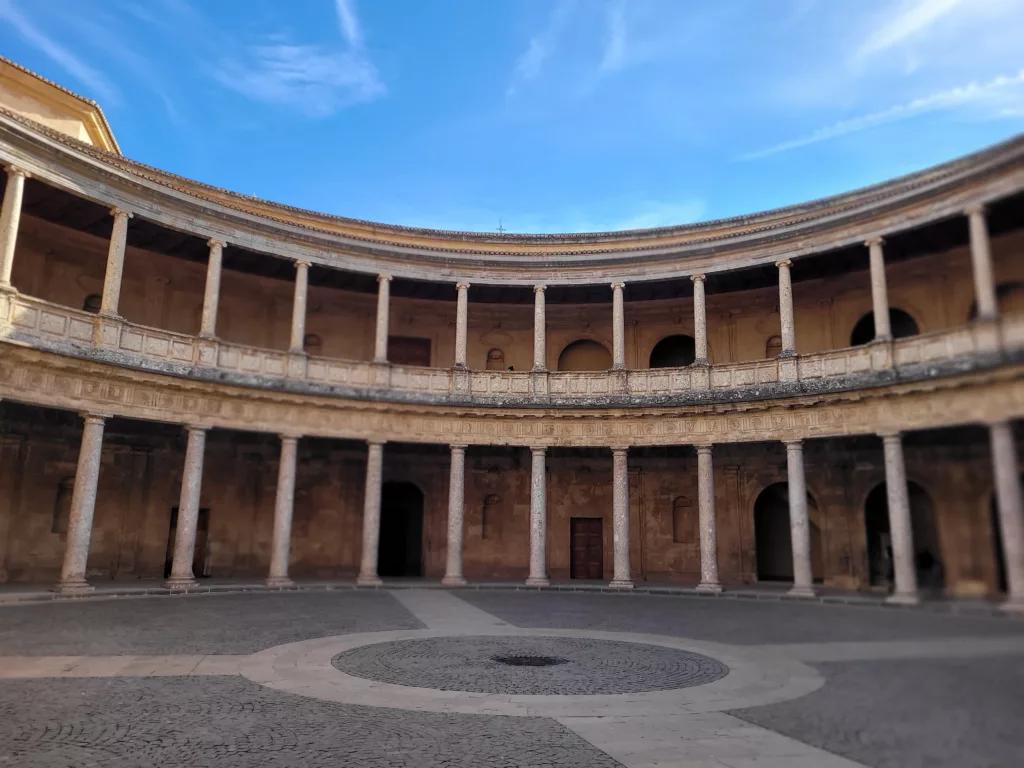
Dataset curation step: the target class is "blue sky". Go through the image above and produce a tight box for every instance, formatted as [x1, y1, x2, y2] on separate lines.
[1, 0, 1023, 233]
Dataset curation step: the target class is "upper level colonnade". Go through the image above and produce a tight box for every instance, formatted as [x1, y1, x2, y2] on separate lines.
[0, 110, 1023, 410]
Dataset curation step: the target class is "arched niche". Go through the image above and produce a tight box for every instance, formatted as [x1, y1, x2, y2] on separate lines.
[863, 481, 943, 590]
[485, 349, 505, 371]
[850, 309, 919, 346]
[753, 482, 822, 583]
[649, 335, 696, 368]
[557, 339, 612, 372]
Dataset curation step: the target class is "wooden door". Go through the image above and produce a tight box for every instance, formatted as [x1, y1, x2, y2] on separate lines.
[570, 518, 604, 580]
[388, 336, 431, 367]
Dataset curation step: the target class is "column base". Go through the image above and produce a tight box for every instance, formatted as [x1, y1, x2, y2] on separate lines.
[164, 576, 199, 592]
[441, 575, 467, 587]
[0, 283, 18, 294]
[695, 581, 723, 594]
[265, 577, 295, 588]
[884, 591, 919, 606]
[525, 577, 550, 587]
[999, 596, 1024, 615]
[51, 579, 94, 594]
[787, 585, 817, 599]
[356, 575, 383, 587]
[608, 579, 634, 589]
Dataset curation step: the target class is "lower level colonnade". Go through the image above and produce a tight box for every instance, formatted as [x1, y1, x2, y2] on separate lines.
[15, 399, 1022, 614]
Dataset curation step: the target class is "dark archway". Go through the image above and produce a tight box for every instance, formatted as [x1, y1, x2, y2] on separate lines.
[378, 482, 424, 578]
[754, 483, 821, 582]
[850, 309, 919, 346]
[649, 335, 696, 368]
[864, 481, 943, 590]
[557, 339, 612, 371]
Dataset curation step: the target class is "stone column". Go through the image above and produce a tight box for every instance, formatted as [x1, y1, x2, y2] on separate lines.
[374, 274, 392, 363]
[0, 166, 27, 289]
[696, 444, 722, 593]
[533, 285, 547, 370]
[691, 274, 708, 364]
[989, 421, 1024, 612]
[866, 237, 891, 340]
[967, 204, 998, 321]
[53, 414, 106, 593]
[454, 282, 470, 368]
[526, 446, 549, 586]
[99, 208, 132, 316]
[609, 446, 633, 588]
[881, 432, 918, 604]
[442, 444, 468, 586]
[165, 426, 208, 590]
[289, 260, 310, 353]
[267, 434, 299, 587]
[199, 239, 224, 338]
[776, 259, 796, 356]
[784, 440, 815, 597]
[357, 440, 385, 586]
[611, 282, 626, 369]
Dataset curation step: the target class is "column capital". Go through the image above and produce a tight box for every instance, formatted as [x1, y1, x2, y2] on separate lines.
[878, 430, 902, 442]
[865, 236, 885, 248]
[279, 432, 302, 443]
[783, 439, 804, 449]
[534, 284, 547, 294]
[109, 207, 133, 220]
[294, 259, 311, 270]
[455, 281, 470, 292]
[4, 164, 29, 179]
[695, 443, 714, 455]
[775, 258, 792, 269]
[377, 273, 393, 284]
[367, 439, 386, 448]
[610, 281, 626, 291]
[530, 445, 547, 456]
[450, 443, 468, 452]
[690, 273, 706, 284]
[207, 238, 225, 250]
[185, 424, 210, 435]
[964, 202, 986, 217]
[79, 413, 107, 426]
[610, 446, 629, 456]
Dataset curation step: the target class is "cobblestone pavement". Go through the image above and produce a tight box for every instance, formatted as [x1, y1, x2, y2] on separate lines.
[458, 590, 1024, 644]
[0, 676, 623, 768]
[332, 635, 729, 694]
[0, 592, 422, 655]
[730, 656, 1024, 768]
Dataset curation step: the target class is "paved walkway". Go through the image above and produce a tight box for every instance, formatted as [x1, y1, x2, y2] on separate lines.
[1, 589, 1022, 767]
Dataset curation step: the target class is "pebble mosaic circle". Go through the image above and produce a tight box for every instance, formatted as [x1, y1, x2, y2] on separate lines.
[331, 635, 730, 695]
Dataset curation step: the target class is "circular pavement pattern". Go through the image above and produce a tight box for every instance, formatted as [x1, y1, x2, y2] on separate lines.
[331, 635, 730, 695]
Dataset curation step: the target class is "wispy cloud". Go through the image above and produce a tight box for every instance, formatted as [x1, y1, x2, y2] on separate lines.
[740, 69, 1024, 160]
[0, 0, 121, 105]
[335, 0, 363, 48]
[599, 1, 627, 72]
[506, 0, 575, 97]
[855, 0, 964, 60]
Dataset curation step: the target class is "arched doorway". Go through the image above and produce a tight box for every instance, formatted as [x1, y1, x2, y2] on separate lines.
[850, 309, 919, 346]
[754, 483, 822, 582]
[864, 481, 943, 590]
[378, 482, 424, 578]
[557, 339, 612, 371]
[649, 335, 696, 368]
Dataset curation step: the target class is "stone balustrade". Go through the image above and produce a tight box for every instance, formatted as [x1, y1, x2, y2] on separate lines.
[2, 292, 1021, 408]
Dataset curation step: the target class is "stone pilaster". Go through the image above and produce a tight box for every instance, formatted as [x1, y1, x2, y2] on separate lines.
[785, 440, 815, 597]
[267, 434, 300, 587]
[776, 259, 796, 356]
[99, 208, 132, 316]
[989, 421, 1024, 613]
[691, 274, 708, 364]
[0, 166, 27, 290]
[866, 237, 892, 340]
[199, 239, 224, 338]
[454, 282, 470, 368]
[289, 260, 310, 353]
[442, 444, 468, 586]
[526, 446, 549, 586]
[881, 431, 919, 605]
[165, 425, 208, 591]
[966, 204, 998, 321]
[357, 440, 385, 586]
[611, 282, 626, 370]
[696, 444, 722, 593]
[609, 446, 633, 588]
[53, 414, 106, 594]
[533, 285, 547, 370]
[374, 274, 392, 363]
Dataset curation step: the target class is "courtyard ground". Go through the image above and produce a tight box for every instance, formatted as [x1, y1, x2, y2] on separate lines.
[0, 589, 1022, 767]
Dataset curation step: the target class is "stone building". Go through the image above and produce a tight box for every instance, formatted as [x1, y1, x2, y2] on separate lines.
[0, 56, 1022, 610]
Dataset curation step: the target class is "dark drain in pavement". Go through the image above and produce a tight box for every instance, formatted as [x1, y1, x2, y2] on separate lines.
[490, 654, 569, 667]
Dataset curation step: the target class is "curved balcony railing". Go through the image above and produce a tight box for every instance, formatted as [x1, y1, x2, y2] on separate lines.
[1, 292, 1020, 408]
